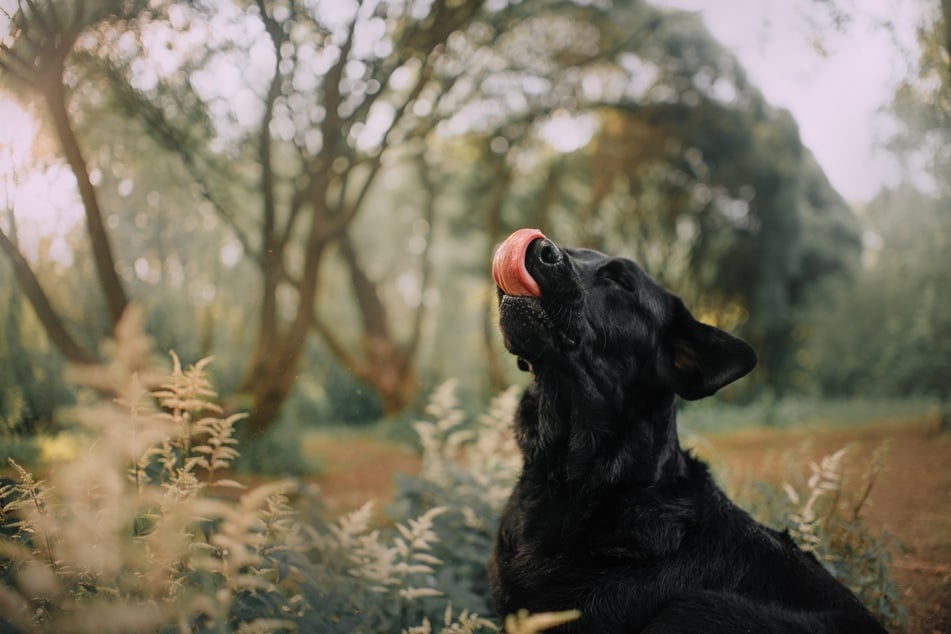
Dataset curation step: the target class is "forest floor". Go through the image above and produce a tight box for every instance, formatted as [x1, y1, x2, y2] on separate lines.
[305, 417, 951, 634]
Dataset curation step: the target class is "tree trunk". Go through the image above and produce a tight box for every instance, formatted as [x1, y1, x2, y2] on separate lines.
[339, 235, 419, 414]
[239, 235, 328, 437]
[45, 81, 129, 327]
[0, 4, 129, 375]
[356, 339, 417, 416]
[241, 345, 302, 437]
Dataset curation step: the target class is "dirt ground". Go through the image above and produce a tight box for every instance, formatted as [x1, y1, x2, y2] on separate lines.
[307, 419, 951, 634]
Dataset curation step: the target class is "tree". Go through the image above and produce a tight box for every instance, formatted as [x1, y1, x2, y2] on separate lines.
[1, 0, 490, 433]
[0, 2, 141, 366]
[0, 0, 860, 434]
[806, 2, 951, 402]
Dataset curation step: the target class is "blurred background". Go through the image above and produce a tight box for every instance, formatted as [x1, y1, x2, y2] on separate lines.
[1, 0, 946, 443]
[0, 0, 948, 630]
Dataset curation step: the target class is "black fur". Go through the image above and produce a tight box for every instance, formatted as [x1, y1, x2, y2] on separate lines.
[488, 238, 886, 633]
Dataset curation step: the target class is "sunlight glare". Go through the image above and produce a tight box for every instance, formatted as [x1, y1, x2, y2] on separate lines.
[0, 98, 36, 181]
[538, 111, 596, 154]
[0, 97, 83, 266]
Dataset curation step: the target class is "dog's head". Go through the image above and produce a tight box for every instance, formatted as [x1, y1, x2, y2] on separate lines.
[493, 229, 756, 401]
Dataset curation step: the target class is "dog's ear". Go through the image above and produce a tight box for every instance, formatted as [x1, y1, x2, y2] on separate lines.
[660, 299, 757, 400]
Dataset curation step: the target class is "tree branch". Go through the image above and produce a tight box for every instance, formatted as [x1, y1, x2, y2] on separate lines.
[407, 152, 439, 358]
[255, 0, 288, 343]
[0, 225, 96, 364]
[71, 0, 87, 33]
[338, 233, 390, 341]
[0, 43, 39, 88]
[22, 0, 51, 33]
[317, 13, 356, 163]
[320, 51, 439, 243]
[45, 72, 129, 327]
[96, 57, 259, 261]
[278, 176, 312, 251]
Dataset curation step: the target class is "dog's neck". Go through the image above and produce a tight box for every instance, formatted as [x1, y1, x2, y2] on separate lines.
[518, 368, 688, 489]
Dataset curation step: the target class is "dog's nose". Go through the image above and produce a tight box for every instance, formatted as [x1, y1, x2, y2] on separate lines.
[527, 238, 562, 268]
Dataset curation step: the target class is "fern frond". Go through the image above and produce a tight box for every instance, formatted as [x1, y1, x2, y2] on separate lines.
[504, 609, 581, 634]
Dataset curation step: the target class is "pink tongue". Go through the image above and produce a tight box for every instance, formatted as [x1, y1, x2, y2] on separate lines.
[492, 228, 546, 297]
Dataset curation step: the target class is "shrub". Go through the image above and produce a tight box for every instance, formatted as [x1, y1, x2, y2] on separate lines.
[387, 380, 524, 621]
[0, 310, 570, 634]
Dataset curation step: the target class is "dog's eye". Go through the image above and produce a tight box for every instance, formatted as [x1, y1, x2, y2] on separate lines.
[599, 263, 635, 291]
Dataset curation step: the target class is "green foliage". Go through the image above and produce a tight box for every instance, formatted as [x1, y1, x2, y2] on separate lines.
[0, 269, 74, 435]
[802, 5, 950, 402]
[888, 3, 950, 195]
[0, 434, 41, 468]
[804, 185, 950, 400]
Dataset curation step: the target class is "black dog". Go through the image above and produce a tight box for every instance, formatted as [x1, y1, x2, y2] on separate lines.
[488, 229, 885, 633]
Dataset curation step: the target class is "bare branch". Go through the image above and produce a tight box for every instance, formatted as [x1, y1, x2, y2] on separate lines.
[318, 13, 356, 160]
[0, 225, 96, 364]
[45, 78, 129, 326]
[95, 56, 259, 261]
[22, 0, 51, 33]
[338, 233, 390, 341]
[254, 0, 290, 353]
[943, 0, 951, 64]
[255, 0, 286, 243]
[320, 53, 438, 241]
[407, 152, 439, 358]
[41, 0, 64, 34]
[0, 52, 37, 88]
[480, 152, 514, 392]
[72, 0, 87, 33]
[278, 183, 310, 251]
[0, 39, 38, 78]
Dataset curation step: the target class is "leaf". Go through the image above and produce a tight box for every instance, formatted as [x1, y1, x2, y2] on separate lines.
[398, 587, 443, 600]
[212, 479, 248, 490]
[505, 609, 582, 634]
[782, 482, 800, 505]
[412, 552, 444, 566]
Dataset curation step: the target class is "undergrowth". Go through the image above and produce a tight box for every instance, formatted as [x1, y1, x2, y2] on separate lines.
[0, 309, 573, 633]
[0, 307, 903, 632]
[724, 443, 907, 631]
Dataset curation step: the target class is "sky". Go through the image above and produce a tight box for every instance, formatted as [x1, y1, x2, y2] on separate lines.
[656, 0, 927, 203]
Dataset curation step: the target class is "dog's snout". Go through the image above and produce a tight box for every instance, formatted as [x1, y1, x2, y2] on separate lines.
[539, 241, 561, 264]
[529, 238, 562, 267]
